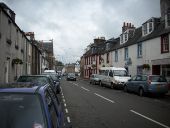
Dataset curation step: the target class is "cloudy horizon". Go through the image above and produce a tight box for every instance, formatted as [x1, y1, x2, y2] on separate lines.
[1, 0, 160, 64]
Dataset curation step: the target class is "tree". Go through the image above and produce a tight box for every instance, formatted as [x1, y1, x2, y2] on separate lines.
[55, 60, 64, 66]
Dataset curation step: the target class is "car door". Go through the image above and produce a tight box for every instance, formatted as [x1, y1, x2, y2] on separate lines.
[47, 86, 64, 128]
[127, 75, 136, 91]
[104, 70, 109, 86]
[133, 75, 142, 93]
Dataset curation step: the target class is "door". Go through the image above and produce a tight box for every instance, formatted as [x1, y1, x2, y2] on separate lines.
[5, 59, 10, 83]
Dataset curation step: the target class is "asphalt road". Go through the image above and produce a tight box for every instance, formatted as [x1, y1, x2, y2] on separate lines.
[59, 77, 170, 128]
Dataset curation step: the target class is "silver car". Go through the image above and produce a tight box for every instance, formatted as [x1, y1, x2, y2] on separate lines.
[90, 74, 101, 85]
[124, 75, 169, 96]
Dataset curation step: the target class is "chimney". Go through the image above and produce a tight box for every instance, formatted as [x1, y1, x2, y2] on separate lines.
[25, 32, 35, 41]
[122, 22, 135, 33]
[94, 37, 106, 44]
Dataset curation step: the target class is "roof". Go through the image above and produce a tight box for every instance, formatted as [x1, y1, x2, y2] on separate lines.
[0, 82, 40, 93]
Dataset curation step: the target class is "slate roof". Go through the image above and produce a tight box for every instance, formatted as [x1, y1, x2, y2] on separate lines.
[83, 17, 170, 58]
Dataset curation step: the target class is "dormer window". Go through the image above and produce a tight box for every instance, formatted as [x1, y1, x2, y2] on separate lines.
[120, 31, 129, 44]
[124, 32, 128, 42]
[106, 43, 110, 51]
[142, 18, 154, 36]
[165, 8, 170, 28]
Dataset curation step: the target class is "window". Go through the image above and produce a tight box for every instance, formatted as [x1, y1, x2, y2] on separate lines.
[107, 53, 109, 63]
[166, 8, 170, 27]
[143, 23, 147, 35]
[106, 43, 110, 51]
[109, 71, 113, 77]
[149, 22, 153, 32]
[161, 34, 169, 53]
[120, 34, 123, 44]
[137, 43, 142, 58]
[142, 21, 153, 36]
[124, 48, 128, 60]
[115, 50, 118, 62]
[124, 33, 128, 42]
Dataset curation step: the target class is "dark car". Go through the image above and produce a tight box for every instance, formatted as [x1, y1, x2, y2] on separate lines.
[0, 82, 64, 128]
[42, 73, 61, 94]
[17, 75, 60, 94]
[124, 75, 169, 96]
[67, 73, 76, 81]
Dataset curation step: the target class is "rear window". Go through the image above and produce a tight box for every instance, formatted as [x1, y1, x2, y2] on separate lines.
[0, 93, 46, 128]
[150, 76, 167, 82]
[17, 76, 49, 85]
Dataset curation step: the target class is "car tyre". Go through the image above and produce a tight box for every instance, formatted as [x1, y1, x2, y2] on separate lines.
[124, 85, 128, 92]
[139, 88, 144, 96]
[110, 83, 114, 89]
[99, 81, 103, 87]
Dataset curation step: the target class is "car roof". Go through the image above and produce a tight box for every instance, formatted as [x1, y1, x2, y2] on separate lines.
[0, 82, 48, 94]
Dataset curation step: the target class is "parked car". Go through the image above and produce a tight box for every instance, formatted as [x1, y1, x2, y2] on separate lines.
[0, 82, 65, 128]
[17, 75, 60, 94]
[44, 69, 57, 74]
[90, 74, 100, 85]
[42, 73, 61, 94]
[99, 67, 131, 89]
[67, 73, 76, 81]
[123, 75, 169, 96]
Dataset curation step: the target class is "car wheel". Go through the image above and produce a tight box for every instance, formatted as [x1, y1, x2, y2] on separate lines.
[124, 85, 128, 92]
[99, 81, 103, 87]
[139, 88, 144, 96]
[110, 83, 114, 89]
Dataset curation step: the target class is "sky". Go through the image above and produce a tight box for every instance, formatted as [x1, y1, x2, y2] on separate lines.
[1, 0, 160, 64]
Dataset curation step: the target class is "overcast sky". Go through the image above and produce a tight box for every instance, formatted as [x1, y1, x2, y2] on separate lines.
[2, 0, 160, 64]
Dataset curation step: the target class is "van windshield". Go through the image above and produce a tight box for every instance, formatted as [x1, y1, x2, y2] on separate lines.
[113, 70, 128, 76]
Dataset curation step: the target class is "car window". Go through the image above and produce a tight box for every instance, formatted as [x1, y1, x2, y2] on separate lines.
[141, 76, 147, 81]
[136, 76, 142, 81]
[150, 76, 167, 82]
[17, 76, 48, 85]
[131, 76, 137, 81]
[109, 71, 113, 77]
[0, 93, 46, 128]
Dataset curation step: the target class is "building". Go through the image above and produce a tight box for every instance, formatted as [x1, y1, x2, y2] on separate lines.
[82, 0, 170, 81]
[0, 3, 27, 82]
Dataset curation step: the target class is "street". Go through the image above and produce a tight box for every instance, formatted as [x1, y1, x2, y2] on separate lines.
[60, 78, 170, 128]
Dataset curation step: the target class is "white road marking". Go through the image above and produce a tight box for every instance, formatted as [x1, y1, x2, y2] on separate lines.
[62, 96, 65, 99]
[63, 99, 66, 103]
[65, 108, 68, 113]
[64, 103, 67, 107]
[130, 110, 170, 128]
[67, 117, 71, 123]
[74, 83, 79, 86]
[94, 93, 115, 103]
[81, 86, 90, 91]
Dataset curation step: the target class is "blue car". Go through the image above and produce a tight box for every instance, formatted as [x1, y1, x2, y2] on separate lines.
[0, 82, 64, 128]
[124, 75, 169, 96]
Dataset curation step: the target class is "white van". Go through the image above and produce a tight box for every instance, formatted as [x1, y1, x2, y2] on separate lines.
[99, 67, 131, 89]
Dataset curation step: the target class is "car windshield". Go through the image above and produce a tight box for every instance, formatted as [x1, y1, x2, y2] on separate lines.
[113, 70, 128, 76]
[50, 75, 59, 81]
[17, 76, 49, 85]
[68, 73, 75, 77]
[0, 93, 46, 128]
[150, 76, 167, 82]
